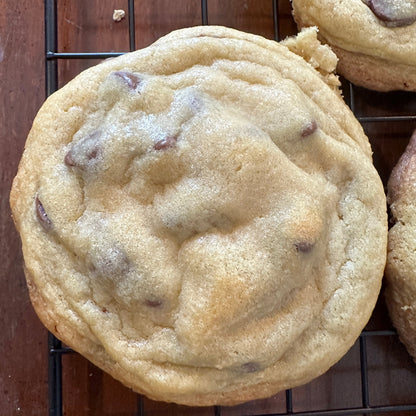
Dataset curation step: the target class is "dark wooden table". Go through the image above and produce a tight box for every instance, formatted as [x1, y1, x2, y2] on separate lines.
[1, 1, 416, 415]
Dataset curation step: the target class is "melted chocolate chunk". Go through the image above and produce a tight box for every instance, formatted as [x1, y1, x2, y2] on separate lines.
[364, 0, 416, 27]
[87, 147, 98, 160]
[295, 241, 315, 253]
[64, 150, 76, 167]
[153, 135, 178, 151]
[145, 299, 163, 308]
[241, 362, 261, 373]
[112, 71, 142, 90]
[35, 196, 53, 231]
[301, 120, 318, 137]
[64, 131, 101, 168]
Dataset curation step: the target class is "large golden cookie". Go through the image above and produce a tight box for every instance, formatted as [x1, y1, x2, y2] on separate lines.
[10, 26, 387, 405]
[291, 0, 416, 91]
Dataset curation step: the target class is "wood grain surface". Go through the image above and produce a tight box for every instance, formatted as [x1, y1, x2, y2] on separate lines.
[1, 0, 416, 415]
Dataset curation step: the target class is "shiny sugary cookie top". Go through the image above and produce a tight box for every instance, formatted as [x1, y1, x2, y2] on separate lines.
[10, 26, 387, 406]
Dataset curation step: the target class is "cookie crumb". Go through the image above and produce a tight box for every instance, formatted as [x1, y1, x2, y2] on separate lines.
[113, 9, 126, 22]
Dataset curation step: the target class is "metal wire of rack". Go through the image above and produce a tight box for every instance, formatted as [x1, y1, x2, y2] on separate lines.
[44, 1, 416, 415]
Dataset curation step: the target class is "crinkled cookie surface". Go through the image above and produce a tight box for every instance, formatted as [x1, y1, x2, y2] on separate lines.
[291, 0, 416, 91]
[10, 26, 387, 405]
[386, 129, 416, 362]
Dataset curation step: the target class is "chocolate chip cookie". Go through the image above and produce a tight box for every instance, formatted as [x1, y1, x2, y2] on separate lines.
[10, 26, 387, 405]
[385, 129, 416, 362]
[291, 0, 416, 91]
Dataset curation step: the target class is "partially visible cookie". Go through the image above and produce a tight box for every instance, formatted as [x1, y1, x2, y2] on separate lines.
[291, 0, 416, 91]
[386, 129, 416, 361]
[10, 25, 387, 405]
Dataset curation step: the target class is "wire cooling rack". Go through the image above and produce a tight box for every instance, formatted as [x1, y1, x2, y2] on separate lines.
[44, 0, 416, 415]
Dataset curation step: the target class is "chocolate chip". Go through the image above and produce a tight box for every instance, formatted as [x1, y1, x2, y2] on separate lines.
[112, 71, 142, 90]
[87, 147, 98, 160]
[64, 131, 101, 168]
[153, 135, 178, 151]
[295, 241, 315, 253]
[35, 196, 53, 231]
[241, 362, 260, 373]
[364, 0, 416, 27]
[145, 299, 163, 308]
[301, 120, 318, 137]
[64, 150, 76, 167]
